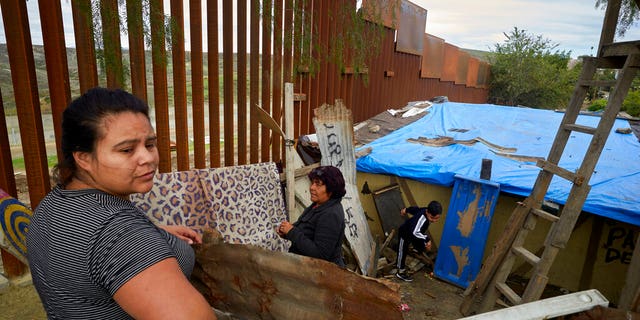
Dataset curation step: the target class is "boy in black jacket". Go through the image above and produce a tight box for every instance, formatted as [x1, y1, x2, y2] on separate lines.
[395, 201, 443, 282]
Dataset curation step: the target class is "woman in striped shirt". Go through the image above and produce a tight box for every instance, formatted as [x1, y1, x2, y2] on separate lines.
[26, 87, 216, 319]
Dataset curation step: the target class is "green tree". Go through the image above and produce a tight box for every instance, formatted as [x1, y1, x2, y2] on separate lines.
[488, 27, 578, 109]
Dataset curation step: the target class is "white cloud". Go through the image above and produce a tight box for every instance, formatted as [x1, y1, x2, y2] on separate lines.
[413, 0, 640, 58]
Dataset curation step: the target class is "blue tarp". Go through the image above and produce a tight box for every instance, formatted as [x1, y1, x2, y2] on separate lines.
[356, 102, 640, 226]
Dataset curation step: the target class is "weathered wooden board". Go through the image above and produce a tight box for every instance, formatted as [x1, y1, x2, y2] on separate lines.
[313, 101, 375, 275]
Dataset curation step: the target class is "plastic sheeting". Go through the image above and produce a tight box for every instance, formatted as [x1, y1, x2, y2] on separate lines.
[356, 102, 640, 226]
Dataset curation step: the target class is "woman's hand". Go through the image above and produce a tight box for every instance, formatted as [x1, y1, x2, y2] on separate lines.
[425, 240, 432, 251]
[159, 225, 202, 244]
[277, 221, 294, 237]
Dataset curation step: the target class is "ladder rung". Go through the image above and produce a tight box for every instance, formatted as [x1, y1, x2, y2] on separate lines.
[563, 124, 597, 135]
[496, 282, 522, 305]
[578, 79, 617, 87]
[512, 246, 541, 265]
[530, 207, 560, 222]
[536, 160, 584, 186]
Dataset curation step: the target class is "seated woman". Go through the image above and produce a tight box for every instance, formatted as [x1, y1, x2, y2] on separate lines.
[26, 87, 216, 319]
[277, 165, 346, 267]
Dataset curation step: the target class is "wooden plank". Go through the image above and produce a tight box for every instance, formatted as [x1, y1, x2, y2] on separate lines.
[597, 0, 621, 55]
[285, 83, 295, 217]
[496, 282, 521, 305]
[460, 289, 609, 320]
[564, 123, 597, 135]
[313, 101, 375, 275]
[191, 0, 206, 169]
[536, 159, 582, 185]
[512, 246, 540, 266]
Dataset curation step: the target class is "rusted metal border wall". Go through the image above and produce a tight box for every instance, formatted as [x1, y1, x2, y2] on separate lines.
[0, 0, 488, 275]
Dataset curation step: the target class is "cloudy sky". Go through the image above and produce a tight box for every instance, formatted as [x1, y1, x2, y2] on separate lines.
[2, 0, 640, 59]
[412, 0, 640, 58]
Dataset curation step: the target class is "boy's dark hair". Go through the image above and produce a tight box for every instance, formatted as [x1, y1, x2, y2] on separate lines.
[427, 201, 443, 216]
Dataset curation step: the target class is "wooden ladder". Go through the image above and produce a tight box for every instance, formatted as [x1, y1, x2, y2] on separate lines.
[460, 0, 640, 315]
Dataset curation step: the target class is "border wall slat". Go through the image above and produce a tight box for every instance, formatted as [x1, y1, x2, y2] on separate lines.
[71, 0, 99, 93]
[249, 0, 260, 163]
[171, 0, 190, 171]
[1, 0, 50, 208]
[101, 0, 124, 89]
[190, 0, 206, 169]
[325, 1, 335, 104]
[223, 0, 235, 165]
[40, 0, 71, 162]
[283, 0, 294, 146]
[127, 0, 148, 102]
[0, 91, 16, 196]
[292, 0, 303, 138]
[208, 0, 221, 167]
[150, 0, 172, 173]
[298, 0, 313, 135]
[272, 0, 284, 162]
[261, 0, 273, 162]
[317, 0, 328, 107]
[237, 0, 248, 165]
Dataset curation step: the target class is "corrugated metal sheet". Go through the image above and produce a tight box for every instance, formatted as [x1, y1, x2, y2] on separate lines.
[193, 232, 403, 320]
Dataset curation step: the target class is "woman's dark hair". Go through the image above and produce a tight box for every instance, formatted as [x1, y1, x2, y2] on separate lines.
[308, 166, 346, 199]
[53, 87, 150, 185]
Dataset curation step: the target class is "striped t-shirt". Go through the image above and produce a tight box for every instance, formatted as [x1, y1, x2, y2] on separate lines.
[26, 186, 195, 319]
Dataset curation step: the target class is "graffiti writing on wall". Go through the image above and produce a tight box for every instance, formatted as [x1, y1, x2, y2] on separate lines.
[604, 226, 636, 264]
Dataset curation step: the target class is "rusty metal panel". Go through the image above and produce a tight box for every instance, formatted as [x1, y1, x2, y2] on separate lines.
[396, 0, 426, 56]
[193, 232, 402, 319]
[39, 0, 71, 162]
[467, 57, 480, 88]
[249, 0, 259, 164]
[150, 0, 172, 173]
[477, 61, 491, 88]
[190, 0, 206, 169]
[127, 0, 147, 102]
[1, 0, 50, 208]
[456, 51, 470, 85]
[361, 0, 400, 29]
[71, 0, 99, 93]
[101, 0, 124, 89]
[421, 33, 444, 78]
[442, 42, 459, 82]
[208, 0, 221, 167]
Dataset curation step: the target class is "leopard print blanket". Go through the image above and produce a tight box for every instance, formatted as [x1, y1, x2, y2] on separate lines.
[131, 162, 290, 252]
